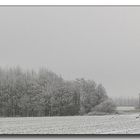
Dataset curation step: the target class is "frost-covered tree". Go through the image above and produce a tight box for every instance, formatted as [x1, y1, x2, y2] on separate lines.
[0, 67, 115, 117]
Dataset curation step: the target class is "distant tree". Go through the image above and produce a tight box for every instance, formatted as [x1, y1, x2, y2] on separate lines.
[95, 84, 108, 104]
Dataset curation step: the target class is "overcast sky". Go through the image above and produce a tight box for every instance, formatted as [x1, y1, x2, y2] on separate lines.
[0, 6, 140, 98]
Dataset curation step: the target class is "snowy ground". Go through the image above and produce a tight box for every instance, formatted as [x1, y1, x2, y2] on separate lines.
[0, 113, 140, 134]
[117, 106, 135, 111]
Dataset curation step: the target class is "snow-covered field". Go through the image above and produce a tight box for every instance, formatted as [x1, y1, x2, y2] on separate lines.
[0, 113, 140, 134]
[117, 106, 135, 111]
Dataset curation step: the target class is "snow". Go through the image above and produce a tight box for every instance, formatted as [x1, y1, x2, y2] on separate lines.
[0, 113, 140, 134]
[117, 106, 135, 111]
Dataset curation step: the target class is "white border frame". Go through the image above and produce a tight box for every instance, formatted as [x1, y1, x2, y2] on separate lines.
[0, 0, 140, 5]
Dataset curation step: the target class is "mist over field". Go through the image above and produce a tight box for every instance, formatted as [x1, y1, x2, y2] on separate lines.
[0, 7, 140, 98]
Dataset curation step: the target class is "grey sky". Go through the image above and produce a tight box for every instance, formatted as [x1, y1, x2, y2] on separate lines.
[0, 6, 140, 98]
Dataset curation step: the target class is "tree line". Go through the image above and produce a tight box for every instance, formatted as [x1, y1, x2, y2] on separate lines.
[113, 97, 139, 107]
[0, 67, 116, 117]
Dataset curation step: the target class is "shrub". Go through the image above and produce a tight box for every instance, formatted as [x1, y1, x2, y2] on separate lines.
[91, 99, 116, 113]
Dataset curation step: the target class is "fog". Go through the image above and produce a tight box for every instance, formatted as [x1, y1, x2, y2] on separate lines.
[0, 6, 140, 98]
